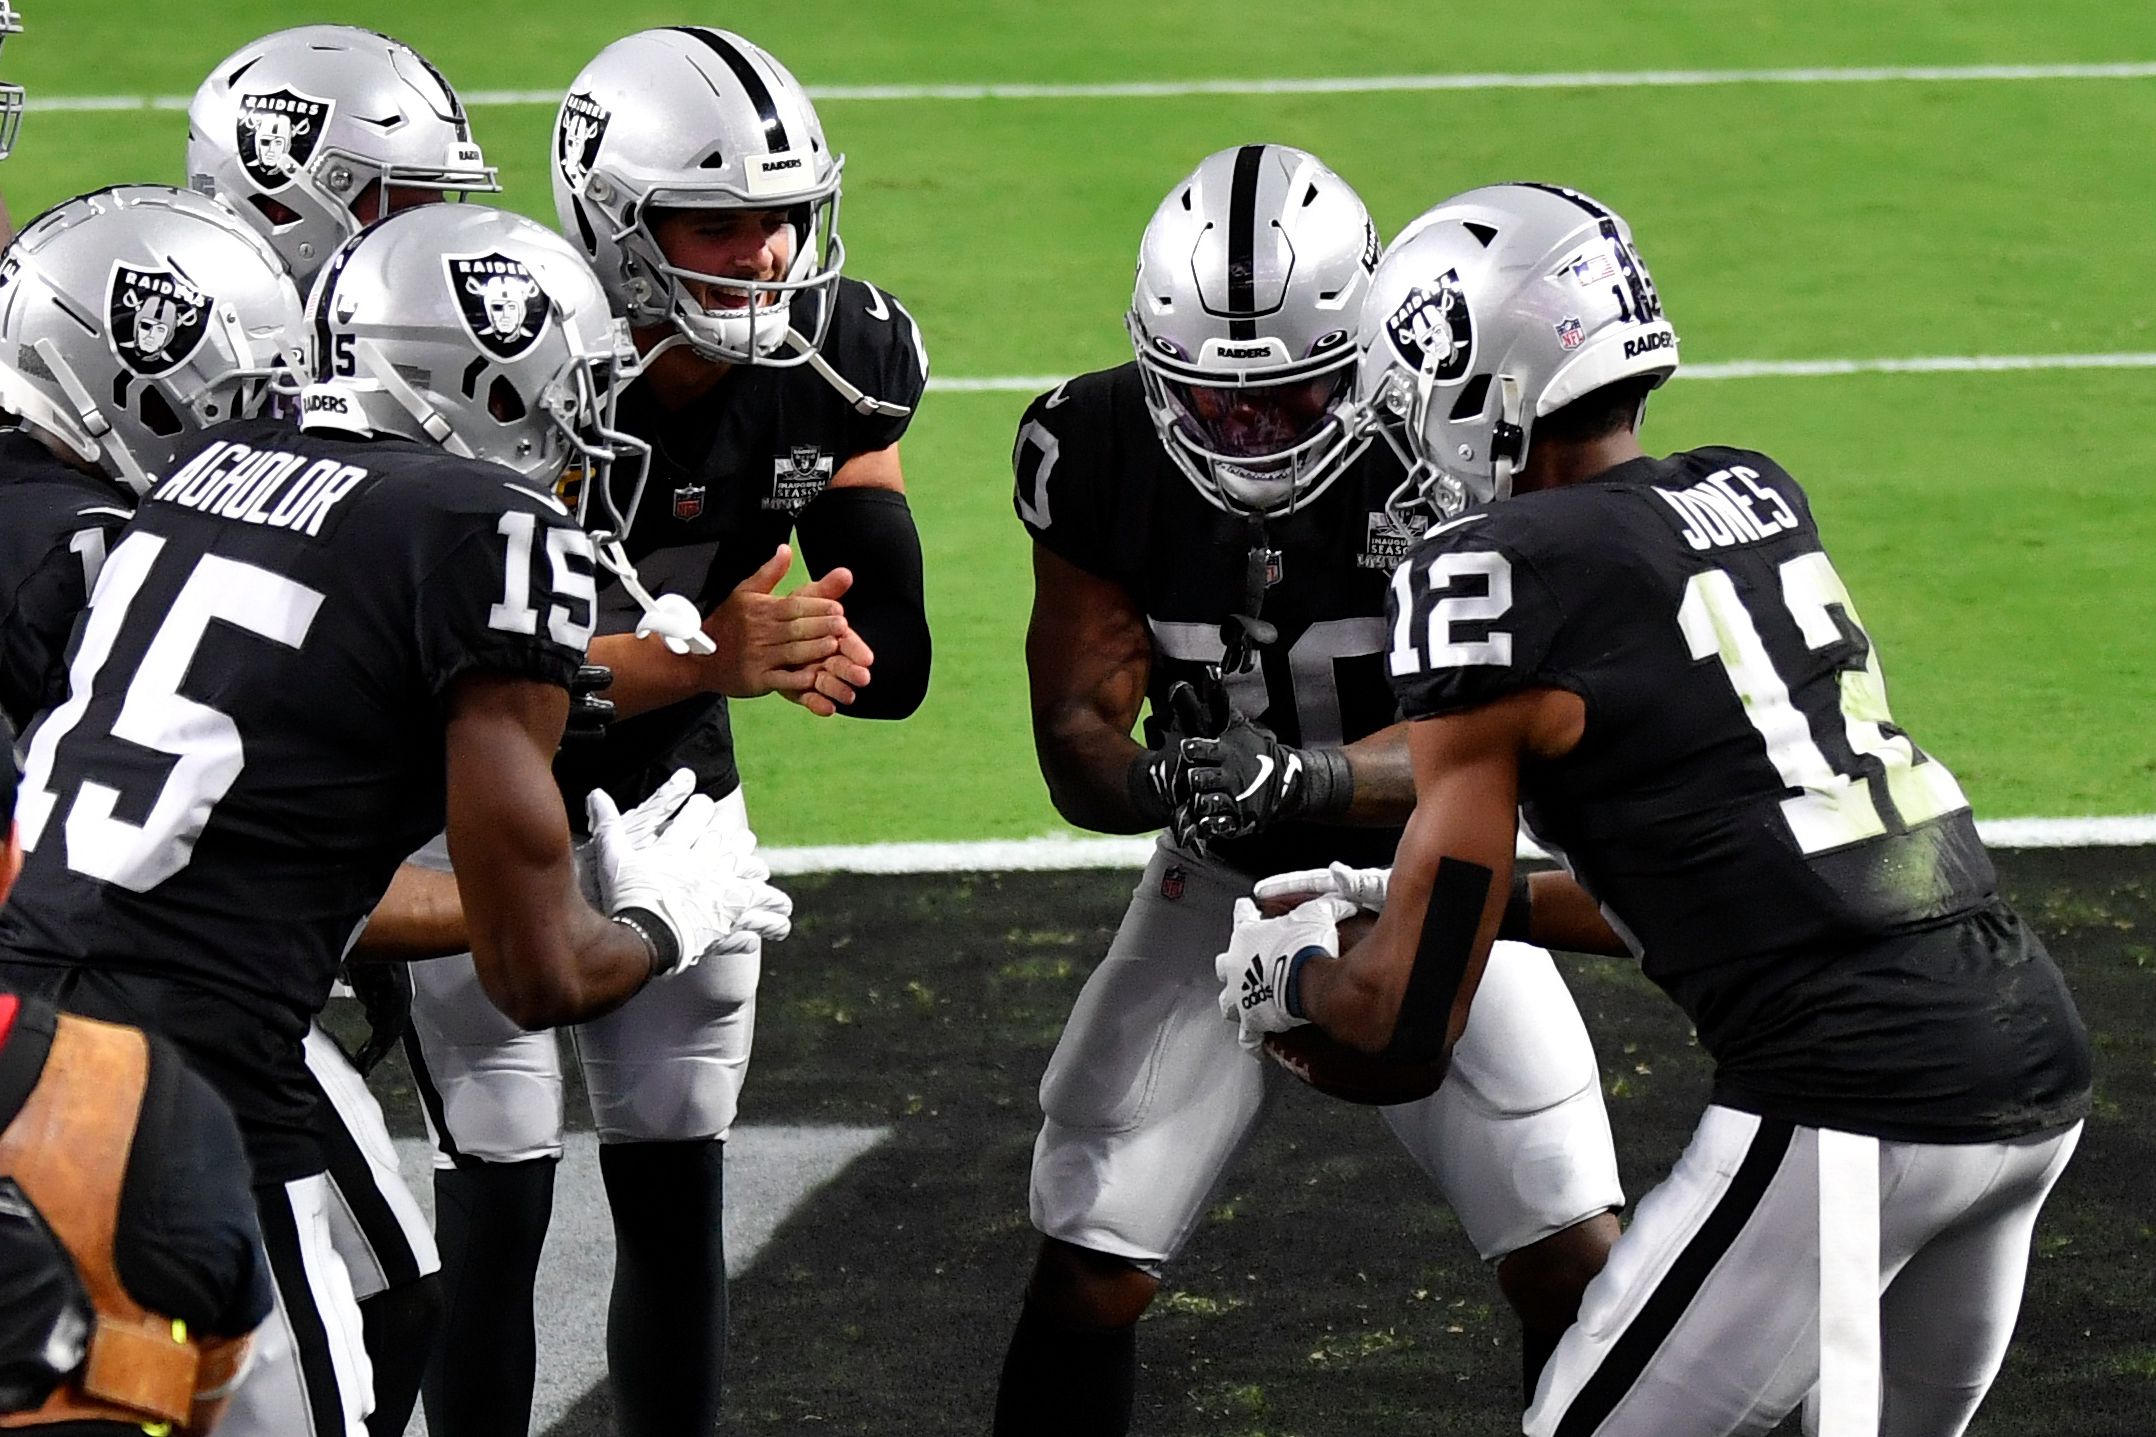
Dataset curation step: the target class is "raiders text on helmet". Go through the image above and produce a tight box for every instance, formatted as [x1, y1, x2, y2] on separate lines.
[187, 25, 498, 288]
[551, 27, 845, 369]
[0, 185, 303, 493]
[1352, 182, 1679, 520]
[1128, 144, 1379, 516]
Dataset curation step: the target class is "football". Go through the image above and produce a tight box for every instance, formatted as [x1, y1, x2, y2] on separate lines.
[1259, 910, 1450, 1106]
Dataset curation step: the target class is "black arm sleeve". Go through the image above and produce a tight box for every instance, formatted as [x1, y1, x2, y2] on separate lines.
[795, 485, 931, 720]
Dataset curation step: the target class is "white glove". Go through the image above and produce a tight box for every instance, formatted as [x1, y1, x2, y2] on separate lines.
[1252, 861, 1390, 915]
[1213, 894, 1356, 1053]
[586, 770, 794, 976]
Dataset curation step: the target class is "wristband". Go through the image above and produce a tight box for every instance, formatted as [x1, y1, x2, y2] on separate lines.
[1290, 746, 1355, 821]
[1496, 873, 1534, 942]
[1125, 750, 1174, 827]
[1283, 944, 1326, 1020]
[611, 908, 679, 979]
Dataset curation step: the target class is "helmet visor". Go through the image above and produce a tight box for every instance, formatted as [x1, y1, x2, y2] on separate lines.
[1163, 368, 1354, 461]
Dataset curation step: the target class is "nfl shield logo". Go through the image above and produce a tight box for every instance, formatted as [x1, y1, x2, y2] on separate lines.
[672, 484, 706, 521]
[1160, 865, 1186, 901]
[1555, 316, 1585, 351]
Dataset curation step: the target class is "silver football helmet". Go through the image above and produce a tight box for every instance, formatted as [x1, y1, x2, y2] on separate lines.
[187, 25, 498, 289]
[552, 27, 844, 369]
[0, 185, 304, 494]
[295, 205, 706, 653]
[1128, 144, 1379, 516]
[0, 2, 24, 162]
[1353, 182, 1678, 520]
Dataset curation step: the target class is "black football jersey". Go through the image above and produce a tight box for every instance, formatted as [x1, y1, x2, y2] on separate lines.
[1012, 363, 1413, 878]
[0, 430, 134, 732]
[553, 276, 928, 817]
[0, 418, 594, 1176]
[1387, 446, 2089, 1141]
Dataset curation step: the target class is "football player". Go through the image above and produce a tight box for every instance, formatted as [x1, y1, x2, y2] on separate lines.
[994, 146, 1626, 1435]
[1221, 183, 2091, 1436]
[396, 27, 932, 1437]
[182, 28, 500, 1436]
[0, 203, 788, 1437]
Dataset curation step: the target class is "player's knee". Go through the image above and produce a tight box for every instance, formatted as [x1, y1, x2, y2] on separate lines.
[591, 1061, 746, 1144]
[1496, 1209, 1619, 1335]
[1026, 1238, 1159, 1330]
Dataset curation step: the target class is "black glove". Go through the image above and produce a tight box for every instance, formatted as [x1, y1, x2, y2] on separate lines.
[564, 664, 616, 744]
[1126, 679, 1228, 848]
[344, 961, 414, 1077]
[1177, 712, 1354, 842]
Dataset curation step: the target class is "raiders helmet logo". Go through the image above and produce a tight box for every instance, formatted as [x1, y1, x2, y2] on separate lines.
[446, 253, 550, 360]
[107, 264, 211, 378]
[556, 91, 611, 193]
[236, 89, 333, 192]
[1385, 270, 1473, 383]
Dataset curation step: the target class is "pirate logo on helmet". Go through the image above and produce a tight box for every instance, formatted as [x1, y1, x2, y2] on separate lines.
[447, 253, 550, 361]
[1384, 269, 1474, 384]
[236, 89, 334, 192]
[107, 264, 211, 378]
[556, 92, 612, 194]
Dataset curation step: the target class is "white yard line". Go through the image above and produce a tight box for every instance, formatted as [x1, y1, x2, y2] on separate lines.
[32, 61, 2156, 112]
[765, 816, 2156, 875]
[925, 352, 2156, 396]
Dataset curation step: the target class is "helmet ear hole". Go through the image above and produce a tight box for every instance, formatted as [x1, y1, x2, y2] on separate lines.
[138, 386, 185, 437]
[486, 375, 527, 424]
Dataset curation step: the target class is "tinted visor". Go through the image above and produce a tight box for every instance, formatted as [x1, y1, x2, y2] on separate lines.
[1165, 369, 1353, 459]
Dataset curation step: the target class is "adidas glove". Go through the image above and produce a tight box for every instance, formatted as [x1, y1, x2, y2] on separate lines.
[1252, 861, 1391, 916]
[1214, 894, 1356, 1053]
[586, 769, 794, 978]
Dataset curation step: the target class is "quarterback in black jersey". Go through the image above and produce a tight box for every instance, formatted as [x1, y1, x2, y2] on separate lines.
[995, 147, 1627, 1437]
[393, 30, 933, 1437]
[1222, 184, 2090, 1437]
[0, 206, 772, 1437]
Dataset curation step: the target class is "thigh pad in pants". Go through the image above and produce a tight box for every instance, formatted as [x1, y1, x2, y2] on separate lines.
[1378, 940, 1623, 1260]
[1029, 846, 1270, 1268]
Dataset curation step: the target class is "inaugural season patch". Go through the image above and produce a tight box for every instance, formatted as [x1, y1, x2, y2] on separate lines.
[1358, 508, 1430, 570]
[107, 264, 211, 378]
[1384, 269, 1472, 383]
[446, 252, 549, 361]
[557, 91, 611, 192]
[764, 445, 833, 513]
[236, 88, 333, 191]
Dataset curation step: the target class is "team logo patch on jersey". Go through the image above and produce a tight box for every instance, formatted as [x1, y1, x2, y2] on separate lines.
[1384, 270, 1472, 383]
[1160, 865, 1186, 901]
[765, 445, 834, 513]
[672, 484, 706, 521]
[107, 264, 211, 378]
[446, 253, 549, 360]
[1555, 316, 1585, 351]
[1358, 508, 1430, 570]
[556, 91, 611, 192]
[236, 89, 333, 191]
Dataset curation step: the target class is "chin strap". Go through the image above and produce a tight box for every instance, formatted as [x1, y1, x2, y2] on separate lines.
[592, 535, 717, 657]
[30, 339, 149, 495]
[784, 330, 913, 419]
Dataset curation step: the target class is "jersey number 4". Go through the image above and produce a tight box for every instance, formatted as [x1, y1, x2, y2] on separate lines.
[17, 532, 324, 892]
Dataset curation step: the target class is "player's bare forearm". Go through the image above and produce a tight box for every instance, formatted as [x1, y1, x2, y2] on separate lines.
[350, 863, 468, 960]
[1526, 870, 1630, 956]
[1026, 544, 1157, 833]
[585, 631, 707, 721]
[444, 672, 653, 1028]
[1336, 721, 1417, 825]
[1299, 698, 1547, 1054]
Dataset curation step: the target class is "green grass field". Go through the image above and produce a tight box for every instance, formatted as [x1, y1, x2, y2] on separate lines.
[12, 2, 2153, 842]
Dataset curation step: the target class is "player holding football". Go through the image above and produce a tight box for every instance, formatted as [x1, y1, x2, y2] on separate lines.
[1220, 182, 2091, 1436]
[994, 145, 1627, 1435]
[0, 203, 786, 1437]
[399, 28, 933, 1437]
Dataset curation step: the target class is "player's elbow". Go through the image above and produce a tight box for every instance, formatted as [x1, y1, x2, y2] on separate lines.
[473, 944, 586, 1030]
[840, 626, 931, 720]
